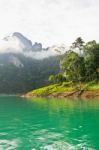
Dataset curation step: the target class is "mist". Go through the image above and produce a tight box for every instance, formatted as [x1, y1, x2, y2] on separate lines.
[0, 32, 66, 60]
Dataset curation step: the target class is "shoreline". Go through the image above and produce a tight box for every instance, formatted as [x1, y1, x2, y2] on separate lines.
[25, 90, 99, 99]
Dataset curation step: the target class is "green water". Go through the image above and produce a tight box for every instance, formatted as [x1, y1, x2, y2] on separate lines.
[0, 96, 99, 150]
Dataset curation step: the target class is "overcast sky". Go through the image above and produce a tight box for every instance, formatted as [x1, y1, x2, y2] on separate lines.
[0, 0, 99, 47]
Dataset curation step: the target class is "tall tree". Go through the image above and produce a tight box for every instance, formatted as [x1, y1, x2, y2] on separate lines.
[61, 51, 85, 83]
[84, 40, 99, 81]
[71, 37, 85, 56]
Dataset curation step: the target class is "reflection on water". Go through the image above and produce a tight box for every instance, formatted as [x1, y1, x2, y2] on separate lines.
[0, 96, 99, 149]
[0, 139, 19, 149]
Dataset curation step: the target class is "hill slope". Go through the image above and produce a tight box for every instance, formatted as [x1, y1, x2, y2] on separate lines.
[0, 32, 61, 94]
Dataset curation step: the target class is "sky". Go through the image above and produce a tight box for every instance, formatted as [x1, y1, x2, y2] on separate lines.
[0, 0, 99, 47]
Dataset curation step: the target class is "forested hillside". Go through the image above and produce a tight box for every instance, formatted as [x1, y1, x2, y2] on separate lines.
[0, 54, 60, 93]
[0, 32, 61, 94]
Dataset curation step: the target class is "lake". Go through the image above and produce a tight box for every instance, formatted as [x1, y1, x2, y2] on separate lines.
[0, 96, 99, 150]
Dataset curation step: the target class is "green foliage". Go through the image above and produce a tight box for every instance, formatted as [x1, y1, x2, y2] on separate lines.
[62, 81, 73, 86]
[0, 54, 60, 94]
[71, 37, 85, 51]
[61, 51, 85, 82]
[49, 74, 66, 84]
[32, 83, 75, 96]
[30, 81, 99, 96]
[29, 37, 99, 96]
[87, 83, 99, 90]
[48, 75, 56, 83]
[84, 40, 99, 81]
[59, 38, 99, 84]
[0, 37, 98, 94]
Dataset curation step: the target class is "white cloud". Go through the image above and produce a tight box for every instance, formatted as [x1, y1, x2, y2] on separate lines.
[0, 0, 99, 47]
[0, 37, 25, 53]
[0, 33, 66, 59]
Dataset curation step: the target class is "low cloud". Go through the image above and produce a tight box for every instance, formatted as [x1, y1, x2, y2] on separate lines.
[0, 36, 25, 53]
[0, 33, 66, 59]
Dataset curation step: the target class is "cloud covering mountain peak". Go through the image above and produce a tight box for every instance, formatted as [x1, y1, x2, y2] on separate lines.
[0, 32, 66, 59]
[2, 32, 33, 52]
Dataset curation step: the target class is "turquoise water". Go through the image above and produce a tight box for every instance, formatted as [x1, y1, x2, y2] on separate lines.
[0, 96, 99, 150]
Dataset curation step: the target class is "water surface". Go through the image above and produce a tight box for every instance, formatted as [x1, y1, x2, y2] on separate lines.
[0, 96, 99, 150]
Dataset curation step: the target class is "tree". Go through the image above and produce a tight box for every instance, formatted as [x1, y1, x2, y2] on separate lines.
[84, 40, 99, 81]
[48, 75, 56, 83]
[71, 37, 85, 56]
[48, 38, 99, 87]
[61, 51, 85, 83]
[55, 74, 66, 83]
[48, 74, 66, 84]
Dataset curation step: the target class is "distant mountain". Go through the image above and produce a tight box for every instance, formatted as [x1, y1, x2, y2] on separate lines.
[0, 32, 65, 94]
[4, 32, 33, 51]
[0, 32, 66, 58]
[2, 32, 44, 53]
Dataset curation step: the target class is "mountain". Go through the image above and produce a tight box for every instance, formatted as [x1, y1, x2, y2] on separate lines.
[0, 32, 63, 94]
[2, 32, 44, 53]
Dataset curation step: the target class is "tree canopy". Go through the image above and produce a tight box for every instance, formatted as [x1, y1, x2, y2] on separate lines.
[49, 38, 99, 84]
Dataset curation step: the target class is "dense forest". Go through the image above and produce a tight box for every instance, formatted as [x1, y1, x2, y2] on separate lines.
[0, 54, 60, 94]
[49, 38, 99, 85]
